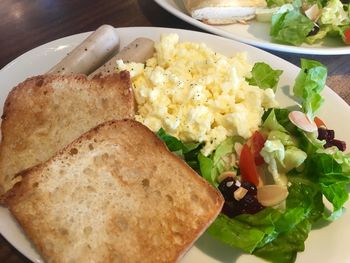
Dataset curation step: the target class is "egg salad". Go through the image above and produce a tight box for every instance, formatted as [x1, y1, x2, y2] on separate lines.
[116, 34, 277, 155]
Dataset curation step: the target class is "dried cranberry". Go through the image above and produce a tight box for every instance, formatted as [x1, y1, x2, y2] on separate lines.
[219, 178, 264, 217]
[326, 129, 335, 141]
[324, 141, 333, 148]
[330, 139, 346, 152]
[307, 24, 320, 37]
[240, 180, 257, 195]
[222, 202, 242, 218]
[317, 127, 328, 141]
[218, 177, 238, 202]
[239, 194, 264, 215]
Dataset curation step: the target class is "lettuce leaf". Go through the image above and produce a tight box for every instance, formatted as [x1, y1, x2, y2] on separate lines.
[198, 153, 215, 186]
[247, 62, 283, 92]
[293, 59, 327, 119]
[207, 209, 281, 253]
[253, 219, 311, 263]
[308, 153, 350, 219]
[156, 128, 202, 171]
[270, 8, 314, 46]
[306, 26, 331, 44]
[208, 177, 325, 263]
[198, 136, 244, 187]
[266, 0, 292, 7]
[320, 0, 350, 26]
[252, 175, 324, 263]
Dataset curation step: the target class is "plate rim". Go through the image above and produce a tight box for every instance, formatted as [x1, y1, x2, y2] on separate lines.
[154, 0, 350, 55]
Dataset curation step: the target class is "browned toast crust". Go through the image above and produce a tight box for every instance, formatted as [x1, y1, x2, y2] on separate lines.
[3, 119, 224, 263]
[0, 72, 134, 194]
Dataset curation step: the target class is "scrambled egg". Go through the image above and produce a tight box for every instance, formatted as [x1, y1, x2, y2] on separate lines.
[117, 34, 278, 156]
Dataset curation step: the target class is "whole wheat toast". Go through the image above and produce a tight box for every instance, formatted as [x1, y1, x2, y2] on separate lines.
[0, 72, 134, 194]
[3, 119, 224, 263]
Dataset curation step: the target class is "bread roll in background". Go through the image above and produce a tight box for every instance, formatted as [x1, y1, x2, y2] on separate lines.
[183, 0, 267, 24]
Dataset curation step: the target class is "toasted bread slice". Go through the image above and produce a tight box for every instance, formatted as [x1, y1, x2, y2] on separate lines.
[3, 119, 224, 263]
[0, 72, 134, 194]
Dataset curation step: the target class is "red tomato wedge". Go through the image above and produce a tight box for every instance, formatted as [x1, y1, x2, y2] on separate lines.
[314, 116, 326, 128]
[251, 131, 266, 165]
[344, 28, 350, 44]
[239, 144, 259, 186]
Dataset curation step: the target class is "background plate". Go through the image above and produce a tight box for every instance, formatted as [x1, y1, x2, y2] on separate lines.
[0, 27, 350, 263]
[155, 0, 350, 55]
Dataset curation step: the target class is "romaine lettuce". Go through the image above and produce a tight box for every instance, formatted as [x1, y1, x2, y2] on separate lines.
[320, 0, 350, 26]
[293, 59, 327, 119]
[270, 7, 314, 46]
[246, 62, 283, 92]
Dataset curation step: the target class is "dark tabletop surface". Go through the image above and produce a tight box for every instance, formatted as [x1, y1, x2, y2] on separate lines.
[1, 1, 350, 262]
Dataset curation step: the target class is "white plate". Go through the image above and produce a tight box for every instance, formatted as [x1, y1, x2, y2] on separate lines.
[155, 0, 350, 55]
[0, 27, 350, 263]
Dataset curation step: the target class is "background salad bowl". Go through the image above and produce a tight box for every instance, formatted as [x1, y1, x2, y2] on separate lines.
[155, 0, 350, 55]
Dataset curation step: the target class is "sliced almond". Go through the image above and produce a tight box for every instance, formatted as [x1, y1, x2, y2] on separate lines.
[222, 153, 236, 167]
[217, 171, 236, 183]
[288, 111, 317, 132]
[233, 187, 248, 201]
[234, 143, 243, 158]
[257, 185, 288, 207]
[304, 4, 321, 22]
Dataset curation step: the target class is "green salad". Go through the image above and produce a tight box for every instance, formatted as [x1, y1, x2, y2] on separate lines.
[157, 59, 350, 263]
[259, 0, 350, 46]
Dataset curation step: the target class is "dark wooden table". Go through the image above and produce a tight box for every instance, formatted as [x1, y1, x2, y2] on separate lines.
[1, 1, 349, 262]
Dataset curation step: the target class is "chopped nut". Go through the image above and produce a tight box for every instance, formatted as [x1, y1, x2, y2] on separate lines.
[218, 171, 236, 183]
[233, 187, 248, 201]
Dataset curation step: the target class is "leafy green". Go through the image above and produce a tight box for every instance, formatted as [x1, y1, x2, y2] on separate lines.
[270, 7, 314, 46]
[306, 26, 331, 44]
[268, 0, 350, 45]
[293, 59, 327, 119]
[268, 130, 296, 146]
[320, 0, 350, 26]
[207, 209, 281, 253]
[273, 108, 298, 134]
[156, 128, 200, 155]
[198, 136, 244, 187]
[260, 139, 287, 183]
[253, 219, 311, 263]
[246, 62, 283, 91]
[296, 130, 350, 220]
[266, 0, 292, 7]
[263, 109, 288, 133]
[208, 176, 325, 263]
[156, 128, 202, 171]
[252, 176, 324, 263]
[283, 146, 307, 171]
[308, 153, 350, 219]
[198, 153, 215, 186]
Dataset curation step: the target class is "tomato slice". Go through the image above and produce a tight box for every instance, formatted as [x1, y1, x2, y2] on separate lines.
[344, 28, 350, 44]
[314, 116, 326, 128]
[251, 131, 266, 166]
[239, 144, 259, 186]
